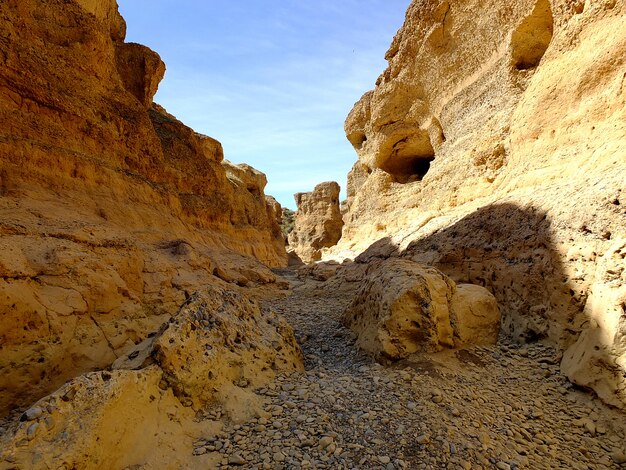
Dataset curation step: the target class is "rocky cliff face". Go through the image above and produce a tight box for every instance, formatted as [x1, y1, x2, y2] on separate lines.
[0, 0, 288, 414]
[287, 182, 344, 263]
[336, 0, 626, 408]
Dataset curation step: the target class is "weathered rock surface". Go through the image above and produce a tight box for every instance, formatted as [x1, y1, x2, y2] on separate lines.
[342, 259, 500, 360]
[0, 287, 303, 469]
[334, 0, 626, 407]
[152, 287, 303, 407]
[203, 269, 624, 470]
[0, 0, 287, 414]
[288, 182, 343, 263]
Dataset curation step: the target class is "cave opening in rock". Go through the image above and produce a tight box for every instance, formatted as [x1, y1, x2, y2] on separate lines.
[381, 154, 435, 184]
[510, 0, 554, 70]
[381, 131, 436, 183]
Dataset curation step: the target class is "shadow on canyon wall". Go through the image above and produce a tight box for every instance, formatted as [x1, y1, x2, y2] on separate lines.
[344, 203, 624, 400]
[354, 204, 576, 342]
[406, 203, 578, 344]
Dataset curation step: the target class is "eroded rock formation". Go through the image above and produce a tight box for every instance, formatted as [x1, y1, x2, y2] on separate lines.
[342, 258, 500, 360]
[0, 287, 302, 469]
[0, 0, 287, 414]
[335, 0, 626, 408]
[288, 182, 343, 263]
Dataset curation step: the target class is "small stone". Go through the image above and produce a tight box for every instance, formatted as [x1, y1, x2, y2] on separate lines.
[496, 462, 511, 470]
[43, 416, 55, 431]
[22, 407, 44, 421]
[582, 418, 596, 436]
[378, 455, 391, 464]
[416, 434, 429, 444]
[318, 436, 334, 449]
[610, 450, 626, 464]
[273, 451, 286, 462]
[27, 422, 39, 440]
[228, 454, 246, 465]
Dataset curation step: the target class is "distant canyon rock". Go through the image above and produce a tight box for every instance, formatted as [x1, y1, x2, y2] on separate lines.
[288, 182, 344, 263]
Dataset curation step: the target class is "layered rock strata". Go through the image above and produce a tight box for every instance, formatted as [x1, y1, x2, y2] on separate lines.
[335, 0, 626, 408]
[288, 182, 343, 263]
[0, 0, 287, 414]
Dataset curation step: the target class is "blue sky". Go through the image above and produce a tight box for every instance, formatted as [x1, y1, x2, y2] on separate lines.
[118, 1, 410, 209]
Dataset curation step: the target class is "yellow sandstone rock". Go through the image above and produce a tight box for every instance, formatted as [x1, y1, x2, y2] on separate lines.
[0, 286, 303, 469]
[288, 182, 344, 263]
[342, 258, 500, 360]
[0, 0, 287, 413]
[334, 0, 626, 408]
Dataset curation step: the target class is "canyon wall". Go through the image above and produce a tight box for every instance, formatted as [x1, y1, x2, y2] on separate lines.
[0, 0, 287, 414]
[335, 0, 626, 407]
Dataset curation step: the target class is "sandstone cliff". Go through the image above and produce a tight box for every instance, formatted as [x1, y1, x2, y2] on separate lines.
[288, 181, 344, 263]
[0, 0, 287, 414]
[335, 0, 626, 408]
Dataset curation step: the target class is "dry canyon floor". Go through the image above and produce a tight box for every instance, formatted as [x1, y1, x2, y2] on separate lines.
[189, 269, 626, 470]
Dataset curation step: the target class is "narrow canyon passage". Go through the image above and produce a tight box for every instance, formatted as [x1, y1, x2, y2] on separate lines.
[192, 269, 626, 470]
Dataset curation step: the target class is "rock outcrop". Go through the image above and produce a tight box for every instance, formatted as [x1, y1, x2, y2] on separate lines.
[0, 287, 303, 469]
[287, 182, 343, 263]
[342, 258, 500, 360]
[335, 0, 626, 407]
[0, 0, 287, 414]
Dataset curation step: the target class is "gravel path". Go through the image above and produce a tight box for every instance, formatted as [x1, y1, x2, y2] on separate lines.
[196, 270, 626, 469]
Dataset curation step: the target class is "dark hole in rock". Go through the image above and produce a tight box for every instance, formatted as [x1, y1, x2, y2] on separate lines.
[382, 131, 436, 183]
[382, 155, 435, 184]
[510, 0, 554, 70]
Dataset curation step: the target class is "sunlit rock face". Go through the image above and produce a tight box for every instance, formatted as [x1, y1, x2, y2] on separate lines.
[288, 182, 344, 263]
[0, 287, 303, 469]
[336, 0, 626, 408]
[342, 258, 501, 360]
[0, 0, 287, 414]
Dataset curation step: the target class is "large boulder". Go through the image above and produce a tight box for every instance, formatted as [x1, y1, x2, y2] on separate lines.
[152, 287, 303, 407]
[561, 238, 626, 409]
[342, 258, 500, 360]
[0, 287, 303, 469]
